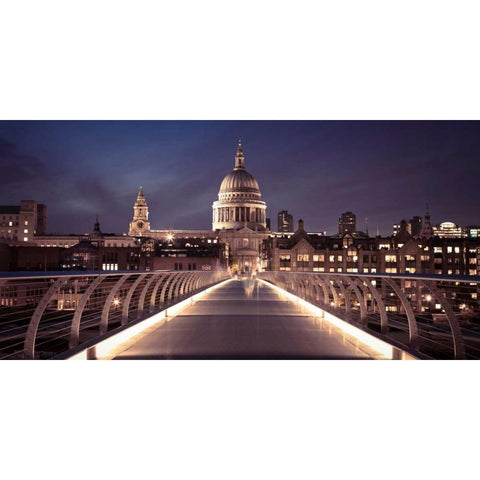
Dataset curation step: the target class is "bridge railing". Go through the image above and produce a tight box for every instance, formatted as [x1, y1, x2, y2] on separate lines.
[258, 271, 480, 359]
[0, 269, 230, 360]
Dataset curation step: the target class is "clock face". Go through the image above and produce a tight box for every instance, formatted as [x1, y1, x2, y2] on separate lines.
[137, 221, 144, 229]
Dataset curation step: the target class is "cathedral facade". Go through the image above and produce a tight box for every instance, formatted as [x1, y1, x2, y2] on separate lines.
[212, 140, 268, 273]
[127, 140, 269, 274]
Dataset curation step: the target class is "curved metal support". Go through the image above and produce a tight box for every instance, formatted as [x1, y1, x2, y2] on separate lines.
[121, 274, 146, 325]
[24, 276, 72, 359]
[137, 273, 162, 319]
[384, 278, 419, 350]
[180, 273, 195, 296]
[192, 273, 203, 291]
[150, 274, 169, 312]
[174, 273, 190, 299]
[198, 272, 208, 290]
[100, 274, 132, 334]
[324, 275, 340, 307]
[313, 275, 330, 305]
[342, 276, 367, 323]
[168, 274, 184, 302]
[292, 274, 307, 300]
[69, 275, 107, 348]
[360, 277, 388, 335]
[353, 278, 370, 326]
[185, 272, 198, 296]
[159, 275, 177, 306]
[419, 280, 465, 359]
[332, 276, 352, 314]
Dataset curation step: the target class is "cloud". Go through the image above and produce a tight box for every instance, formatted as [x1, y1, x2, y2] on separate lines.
[0, 137, 48, 186]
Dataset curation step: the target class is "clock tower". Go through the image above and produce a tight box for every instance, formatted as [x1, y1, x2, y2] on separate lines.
[129, 186, 151, 236]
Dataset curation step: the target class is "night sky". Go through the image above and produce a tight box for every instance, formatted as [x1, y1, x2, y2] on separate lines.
[1, 120, 479, 236]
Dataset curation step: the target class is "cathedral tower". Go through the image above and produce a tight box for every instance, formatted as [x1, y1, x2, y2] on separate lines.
[129, 186, 151, 236]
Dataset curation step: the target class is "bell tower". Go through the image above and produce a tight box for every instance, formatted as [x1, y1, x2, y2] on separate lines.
[129, 186, 151, 236]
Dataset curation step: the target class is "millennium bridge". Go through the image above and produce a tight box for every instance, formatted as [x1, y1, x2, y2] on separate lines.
[0, 270, 479, 360]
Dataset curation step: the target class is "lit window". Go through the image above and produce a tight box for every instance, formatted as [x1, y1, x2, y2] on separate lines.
[23, 237, 28, 242]
[24, 229, 28, 234]
[337, 267, 342, 272]
[329, 255, 335, 262]
[8, 221, 12, 226]
[447, 246, 453, 253]
[25, 220, 28, 226]
[454, 247, 460, 254]
[421, 255, 430, 261]
[313, 254, 324, 262]
[385, 255, 397, 262]
[297, 254, 309, 261]
[337, 255, 342, 262]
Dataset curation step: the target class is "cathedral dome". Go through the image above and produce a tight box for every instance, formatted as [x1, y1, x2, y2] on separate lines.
[219, 169, 260, 194]
[212, 140, 267, 232]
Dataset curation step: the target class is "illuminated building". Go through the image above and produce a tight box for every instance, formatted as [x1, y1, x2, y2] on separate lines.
[338, 211, 356, 235]
[212, 140, 267, 231]
[211, 140, 269, 273]
[466, 225, 480, 238]
[128, 186, 151, 236]
[0, 200, 47, 243]
[433, 221, 466, 238]
[277, 210, 294, 232]
[264, 219, 480, 277]
[410, 216, 422, 237]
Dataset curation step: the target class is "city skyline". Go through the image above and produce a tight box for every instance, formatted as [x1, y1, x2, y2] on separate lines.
[1, 120, 479, 236]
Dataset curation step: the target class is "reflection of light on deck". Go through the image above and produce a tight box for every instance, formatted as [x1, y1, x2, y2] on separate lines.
[68, 278, 234, 360]
[257, 279, 399, 360]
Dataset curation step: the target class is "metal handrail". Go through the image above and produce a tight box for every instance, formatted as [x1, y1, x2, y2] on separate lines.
[258, 271, 480, 360]
[0, 270, 230, 359]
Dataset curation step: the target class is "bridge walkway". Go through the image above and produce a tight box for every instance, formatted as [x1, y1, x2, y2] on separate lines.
[114, 279, 384, 359]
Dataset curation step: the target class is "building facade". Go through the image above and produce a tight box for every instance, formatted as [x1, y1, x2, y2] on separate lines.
[338, 211, 356, 235]
[264, 219, 480, 277]
[0, 200, 47, 243]
[211, 140, 269, 274]
[277, 210, 294, 232]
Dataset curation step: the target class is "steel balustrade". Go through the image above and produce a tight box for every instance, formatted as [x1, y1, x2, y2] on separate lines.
[0, 270, 229, 360]
[258, 271, 480, 359]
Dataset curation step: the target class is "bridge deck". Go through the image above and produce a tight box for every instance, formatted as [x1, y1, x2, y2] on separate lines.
[114, 279, 384, 359]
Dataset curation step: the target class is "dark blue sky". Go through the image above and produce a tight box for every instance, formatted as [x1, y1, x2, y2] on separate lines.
[1, 120, 479, 236]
